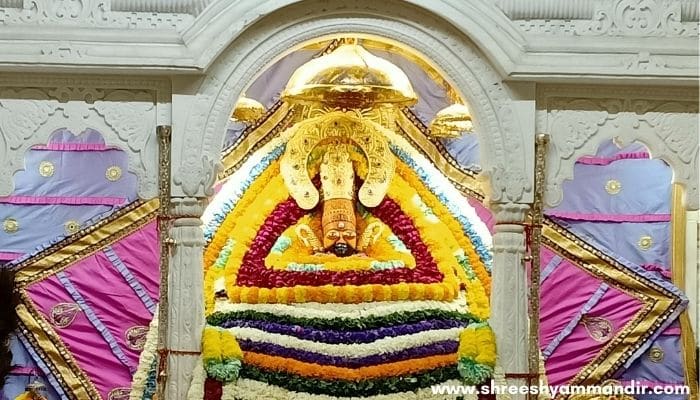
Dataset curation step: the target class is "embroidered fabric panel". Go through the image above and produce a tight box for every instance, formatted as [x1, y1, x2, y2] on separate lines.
[10, 129, 137, 199]
[22, 221, 159, 399]
[541, 139, 686, 388]
[0, 204, 114, 255]
[0, 129, 138, 260]
[27, 274, 134, 398]
[1, 129, 148, 399]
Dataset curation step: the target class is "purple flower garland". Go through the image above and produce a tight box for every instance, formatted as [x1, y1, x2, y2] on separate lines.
[237, 339, 459, 368]
[220, 318, 468, 344]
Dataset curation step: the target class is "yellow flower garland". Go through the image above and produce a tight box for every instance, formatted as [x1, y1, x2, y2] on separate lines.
[395, 161, 492, 296]
[458, 325, 496, 367]
[204, 162, 283, 270]
[206, 152, 490, 320]
[203, 326, 243, 362]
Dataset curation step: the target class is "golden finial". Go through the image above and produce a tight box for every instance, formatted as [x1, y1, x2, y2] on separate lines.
[231, 95, 265, 123]
[428, 103, 474, 139]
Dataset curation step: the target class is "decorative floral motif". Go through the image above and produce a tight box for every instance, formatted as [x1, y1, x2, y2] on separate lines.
[604, 179, 622, 195]
[64, 220, 80, 235]
[648, 346, 664, 363]
[638, 235, 653, 250]
[2, 217, 18, 233]
[125, 326, 149, 351]
[203, 326, 243, 383]
[39, 160, 55, 177]
[106, 166, 123, 181]
[50, 302, 81, 328]
[108, 387, 131, 400]
[581, 315, 614, 343]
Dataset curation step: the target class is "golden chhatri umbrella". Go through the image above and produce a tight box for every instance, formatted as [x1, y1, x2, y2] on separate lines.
[281, 42, 418, 109]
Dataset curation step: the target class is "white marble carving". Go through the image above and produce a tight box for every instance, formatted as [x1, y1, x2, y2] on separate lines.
[0, 0, 194, 30]
[173, 0, 532, 204]
[491, 203, 530, 400]
[164, 196, 207, 400]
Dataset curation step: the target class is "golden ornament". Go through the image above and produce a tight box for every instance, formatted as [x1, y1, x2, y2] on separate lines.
[605, 179, 622, 195]
[281, 42, 417, 108]
[280, 111, 395, 210]
[105, 166, 122, 181]
[39, 161, 55, 177]
[428, 103, 474, 139]
[64, 220, 80, 235]
[648, 346, 664, 363]
[638, 235, 653, 250]
[231, 96, 266, 123]
[3, 218, 18, 233]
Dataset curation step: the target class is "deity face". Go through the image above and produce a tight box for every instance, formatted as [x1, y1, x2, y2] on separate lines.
[322, 197, 357, 256]
[323, 219, 357, 257]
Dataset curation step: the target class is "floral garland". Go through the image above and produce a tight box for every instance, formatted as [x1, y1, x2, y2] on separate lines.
[214, 168, 482, 299]
[243, 351, 457, 381]
[457, 323, 496, 385]
[224, 197, 459, 303]
[202, 327, 243, 383]
[236, 364, 460, 397]
[206, 166, 489, 309]
[221, 378, 472, 400]
[128, 311, 158, 400]
[394, 161, 491, 296]
[213, 292, 469, 318]
[235, 339, 458, 368]
[200, 114, 496, 399]
[219, 327, 464, 358]
[187, 358, 206, 400]
[207, 309, 476, 332]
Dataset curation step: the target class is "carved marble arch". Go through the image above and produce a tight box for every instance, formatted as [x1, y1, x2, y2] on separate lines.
[174, 0, 533, 203]
[537, 85, 700, 211]
[0, 83, 162, 199]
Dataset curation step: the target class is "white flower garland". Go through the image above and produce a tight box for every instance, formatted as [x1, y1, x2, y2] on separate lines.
[214, 292, 468, 319]
[222, 378, 476, 400]
[129, 310, 158, 400]
[225, 327, 462, 358]
[186, 357, 206, 400]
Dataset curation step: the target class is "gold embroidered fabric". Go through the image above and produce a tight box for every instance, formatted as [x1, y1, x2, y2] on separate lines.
[14, 200, 159, 400]
[64, 220, 80, 235]
[50, 303, 81, 328]
[648, 347, 664, 363]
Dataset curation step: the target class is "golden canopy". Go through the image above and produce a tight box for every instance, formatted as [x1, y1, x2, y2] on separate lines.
[281, 43, 418, 109]
[429, 103, 474, 139]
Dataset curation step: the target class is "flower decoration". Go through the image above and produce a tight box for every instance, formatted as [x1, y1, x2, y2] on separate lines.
[203, 327, 243, 383]
[199, 116, 495, 399]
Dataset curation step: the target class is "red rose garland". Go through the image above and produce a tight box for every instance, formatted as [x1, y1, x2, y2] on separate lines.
[235, 197, 445, 288]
